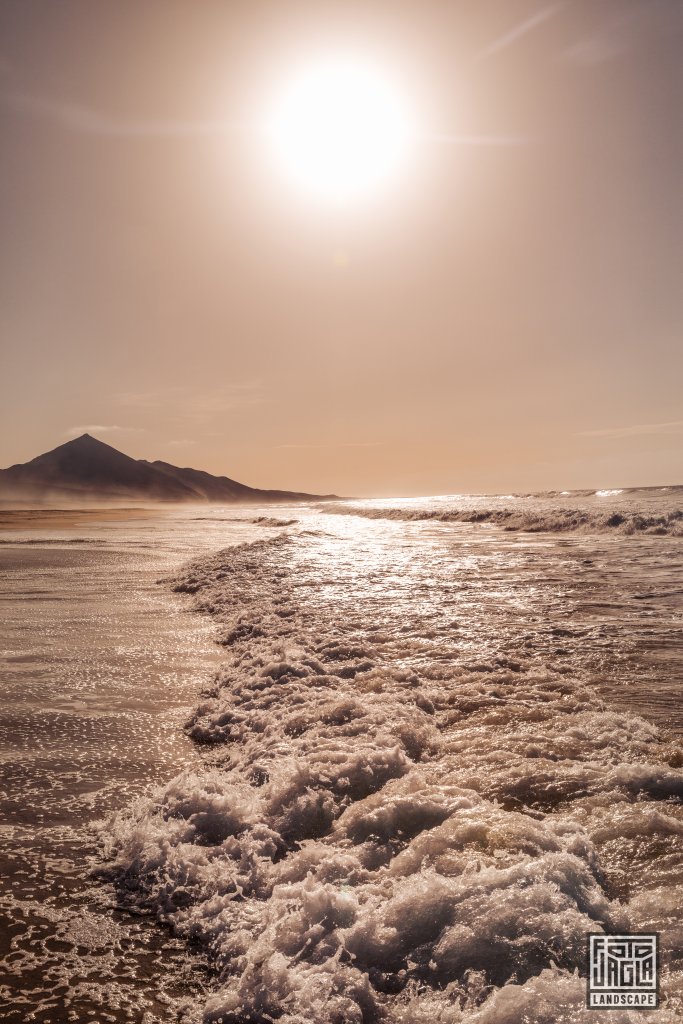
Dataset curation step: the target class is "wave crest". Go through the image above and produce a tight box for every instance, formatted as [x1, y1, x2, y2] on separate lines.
[324, 503, 683, 536]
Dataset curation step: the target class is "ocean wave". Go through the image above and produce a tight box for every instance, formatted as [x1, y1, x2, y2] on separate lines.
[104, 533, 683, 1021]
[191, 517, 299, 526]
[251, 516, 300, 527]
[0, 537, 106, 545]
[323, 504, 683, 536]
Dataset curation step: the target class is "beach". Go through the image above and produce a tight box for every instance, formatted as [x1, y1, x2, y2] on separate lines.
[2, 491, 683, 1021]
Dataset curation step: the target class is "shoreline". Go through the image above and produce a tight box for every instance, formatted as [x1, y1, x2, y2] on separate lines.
[0, 507, 162, 530]
[0, 514, 227, 1023]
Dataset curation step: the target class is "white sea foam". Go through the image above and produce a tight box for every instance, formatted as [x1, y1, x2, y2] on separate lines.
[102, 521, 683, 1021]
[323, 501, 683, 536]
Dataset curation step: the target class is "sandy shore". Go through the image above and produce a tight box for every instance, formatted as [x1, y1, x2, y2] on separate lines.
[0, 507, 160, 530]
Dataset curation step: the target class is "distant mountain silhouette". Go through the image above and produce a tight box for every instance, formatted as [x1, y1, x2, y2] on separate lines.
[0, 434, 334, 503]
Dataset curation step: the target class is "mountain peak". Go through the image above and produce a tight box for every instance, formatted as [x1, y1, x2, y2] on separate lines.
[56, 432, 127, 457]
[0, 435, 333, 503]
[66, 432, 106, 446]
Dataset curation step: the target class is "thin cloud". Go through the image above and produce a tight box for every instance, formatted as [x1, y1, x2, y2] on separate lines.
[562, 3, 681, 67]
[117, 384, 266, 415]
[66, 424, 144, 437]
[8, 90, 527, 149]
[562, 35, 627, 67]
[428, 132, 529, 146]
[5, 92, 241, 138]
[579, 420, 683, 439]
[475, 3, 564, 62]
[275, 442, 384, 450]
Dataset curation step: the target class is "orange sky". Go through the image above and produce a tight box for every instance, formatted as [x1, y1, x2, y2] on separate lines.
[1, 0, 681, 496]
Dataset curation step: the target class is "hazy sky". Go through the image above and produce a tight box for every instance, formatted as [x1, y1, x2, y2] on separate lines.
[1, 0, 681, 495]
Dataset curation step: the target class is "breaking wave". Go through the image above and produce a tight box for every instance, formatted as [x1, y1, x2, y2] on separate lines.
[0, 537, 106, 545]
[103, 530, 683, 1022]
[324, 503, 683, 536]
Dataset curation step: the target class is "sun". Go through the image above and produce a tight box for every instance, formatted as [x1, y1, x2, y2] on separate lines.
[264, 56, 415, 204]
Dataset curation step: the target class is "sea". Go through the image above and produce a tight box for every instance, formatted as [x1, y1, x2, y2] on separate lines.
[1, 487, 682, 1023]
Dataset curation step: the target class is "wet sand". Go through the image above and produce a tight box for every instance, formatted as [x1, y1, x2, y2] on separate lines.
[0, 508, 161, 531]
[0, 510, 254, 1023]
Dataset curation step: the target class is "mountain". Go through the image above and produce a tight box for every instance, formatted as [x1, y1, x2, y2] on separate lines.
[0, 434, 334, 504]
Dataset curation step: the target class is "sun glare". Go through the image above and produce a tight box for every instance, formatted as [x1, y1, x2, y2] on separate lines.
[264, 56, 415, 204]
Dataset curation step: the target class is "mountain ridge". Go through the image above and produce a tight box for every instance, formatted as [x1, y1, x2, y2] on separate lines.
[0, 434, 336, 504]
